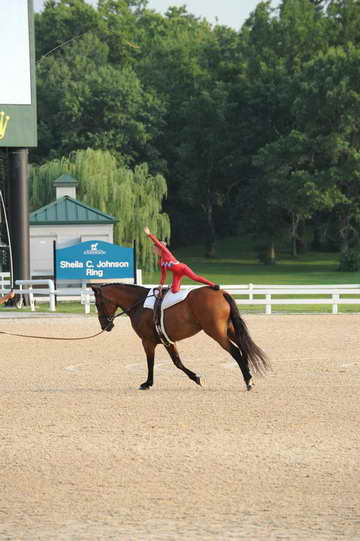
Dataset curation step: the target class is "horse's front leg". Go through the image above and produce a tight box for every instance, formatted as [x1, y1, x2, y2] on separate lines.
[166, 343, 202, 386]
[139, 339, 156, 390]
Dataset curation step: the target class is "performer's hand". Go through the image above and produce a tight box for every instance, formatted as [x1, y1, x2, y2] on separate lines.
[144, 226, 150, 235]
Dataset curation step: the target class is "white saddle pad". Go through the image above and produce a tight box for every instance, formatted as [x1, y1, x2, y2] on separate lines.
[143, 288, 191, 311]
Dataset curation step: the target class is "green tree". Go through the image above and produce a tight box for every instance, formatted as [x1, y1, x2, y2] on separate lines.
[293, 45, 360, 252]
[327, 0, 360, 46]
[134, 6, 221, 243]
[176, 85, 232, 256]
[33, 0, 360, 254]
[253, 131, 337, 256]
[30, 149, 170, 269]
[35, 32, 165, 166]
[230, 0, 330, 258]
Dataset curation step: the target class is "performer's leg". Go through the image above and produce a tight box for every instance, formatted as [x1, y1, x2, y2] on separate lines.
[171, 273, 182, 293]
[181, 264, 216, 287]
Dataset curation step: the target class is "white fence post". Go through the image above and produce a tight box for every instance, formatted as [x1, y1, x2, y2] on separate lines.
[81, 284, 90, 314]
[18, 283, 24, 308]
[265, 293, 272, 315]
[28, 285, 35, 311]
[136, 269, 142, 285]
[48, 280, 56, 312]
[81, 288, 91, 314]
[249, 283, 253, 301]
[332, 294, 339, 314]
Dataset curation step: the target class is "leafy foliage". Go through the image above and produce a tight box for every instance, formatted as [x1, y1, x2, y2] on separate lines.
[31, 0, 360, 268]
[30, 149, 170, 269]
[338, 249, 360, 272]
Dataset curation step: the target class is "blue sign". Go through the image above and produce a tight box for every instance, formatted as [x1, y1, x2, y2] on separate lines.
[55, 240, 134, 280]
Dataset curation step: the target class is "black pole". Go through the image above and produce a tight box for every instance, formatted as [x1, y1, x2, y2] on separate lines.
[53, 240, 57, 306]
[133, 239, 137, 284]
[8, 148, 30, 300]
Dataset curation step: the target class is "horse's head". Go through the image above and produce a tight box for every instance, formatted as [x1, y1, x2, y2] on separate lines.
[91, 285, 116, 332]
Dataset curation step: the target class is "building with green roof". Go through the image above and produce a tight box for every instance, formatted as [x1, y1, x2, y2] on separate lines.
[30, 175, 117, 276]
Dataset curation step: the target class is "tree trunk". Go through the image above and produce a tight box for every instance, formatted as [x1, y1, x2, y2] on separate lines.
[339, 214, 351, 253]
[311, 225, 321, 250]
[266, 239, 276, 265]
[203, 194, 216, 258]
[290, 213, 300, 257]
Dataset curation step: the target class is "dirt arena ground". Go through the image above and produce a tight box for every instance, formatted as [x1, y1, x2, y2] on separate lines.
[0, 313, 359, 540]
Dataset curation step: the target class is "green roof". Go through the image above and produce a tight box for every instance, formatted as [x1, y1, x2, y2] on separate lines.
[30, 196, 117, 225]
[53, 174, 78, 186]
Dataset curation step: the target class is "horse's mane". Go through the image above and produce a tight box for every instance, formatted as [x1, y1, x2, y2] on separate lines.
[100, 282, 150, 293]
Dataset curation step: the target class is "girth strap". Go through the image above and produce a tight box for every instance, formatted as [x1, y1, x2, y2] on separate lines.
[153, 288, 174, 347]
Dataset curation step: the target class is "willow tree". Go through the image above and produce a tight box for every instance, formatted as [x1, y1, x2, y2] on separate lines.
[30, 148, 170, 270]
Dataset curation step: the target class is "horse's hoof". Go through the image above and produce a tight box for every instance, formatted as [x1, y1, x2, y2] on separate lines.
[246, 382, 254, 391]
[139, 383, 152, 390]
[194, 375, 202, 386]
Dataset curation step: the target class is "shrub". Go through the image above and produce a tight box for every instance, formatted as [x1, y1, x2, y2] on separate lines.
[338, 249, 360, 272]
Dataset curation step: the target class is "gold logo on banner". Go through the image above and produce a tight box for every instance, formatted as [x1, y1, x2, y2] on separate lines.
[0, 111, 10, 140]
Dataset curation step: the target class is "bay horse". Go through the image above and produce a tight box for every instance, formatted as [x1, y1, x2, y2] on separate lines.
[91, 284, 270, 390]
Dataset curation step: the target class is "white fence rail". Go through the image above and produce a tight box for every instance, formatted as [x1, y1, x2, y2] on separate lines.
[0, 272, 11, 295]
[226, 285, 360, 314]
[143, 283, 360, 315]
[1, 273, 360, 314]
[17, 280, 56, 312]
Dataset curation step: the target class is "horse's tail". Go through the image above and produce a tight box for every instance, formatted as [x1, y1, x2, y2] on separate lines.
[223, 292, 270, 375]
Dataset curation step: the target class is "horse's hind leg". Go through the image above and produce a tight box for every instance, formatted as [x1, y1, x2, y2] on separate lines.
[166, 343, 202, 386]
[226, 327, 253, 390]
[229, 341, 253, 390]
[139, 339, 156, 390]
[205, 326, 253, 390]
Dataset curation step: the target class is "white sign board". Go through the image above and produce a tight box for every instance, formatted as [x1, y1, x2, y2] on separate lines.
[0, 1, 32, 105]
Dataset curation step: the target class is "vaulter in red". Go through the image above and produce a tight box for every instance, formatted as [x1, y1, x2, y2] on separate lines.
[144, 226, 219, 294]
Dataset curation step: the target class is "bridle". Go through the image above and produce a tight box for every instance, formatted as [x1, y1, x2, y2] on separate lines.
[95, 291, 118, 329]
[95, 287, 155, 330]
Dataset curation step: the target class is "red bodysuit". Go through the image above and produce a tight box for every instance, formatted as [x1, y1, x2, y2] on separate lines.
[148, 233, 217, 293]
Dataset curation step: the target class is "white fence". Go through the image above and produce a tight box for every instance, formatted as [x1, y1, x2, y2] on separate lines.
[15, 280, 93, 313]
[142, 283, 360, 315]
[1, 273, 360, 314]
[229, 285, 360, 315]
[0, 274, 93, 313]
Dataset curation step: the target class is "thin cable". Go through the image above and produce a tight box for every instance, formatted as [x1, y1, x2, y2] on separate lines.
[0, 328, 105, 340]
[36, 33, 140, 66]
[36, 33, 88, 65]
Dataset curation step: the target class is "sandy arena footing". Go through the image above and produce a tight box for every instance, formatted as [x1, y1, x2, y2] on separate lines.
[0, 314, 359, 540]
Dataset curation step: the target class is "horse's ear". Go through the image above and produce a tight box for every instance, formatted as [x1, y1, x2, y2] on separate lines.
[90, 285, 100, 294]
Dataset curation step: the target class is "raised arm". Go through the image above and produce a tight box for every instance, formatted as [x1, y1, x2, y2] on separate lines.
[144, 227, 174, 259]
